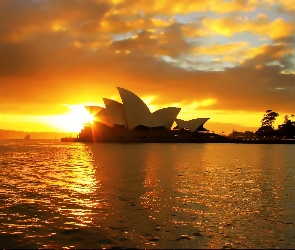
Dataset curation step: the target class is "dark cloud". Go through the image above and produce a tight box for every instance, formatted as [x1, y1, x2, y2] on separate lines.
[242, 44, 293, 68]
[111, 23, 195, 58]
[274, 35, 295, 44]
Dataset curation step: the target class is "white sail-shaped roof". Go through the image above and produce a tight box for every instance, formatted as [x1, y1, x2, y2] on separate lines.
[153, 107, 181, 130]
[192, 118, 210, 131]
[175, 119, 187, 130]
[138, 108, 180, 129]
[103, 98, 126, 127]
[176, 118, 209, 131]
[117, 87, 150, 130]
[139, 113, 164, 128]
[86, 87, 208, 131]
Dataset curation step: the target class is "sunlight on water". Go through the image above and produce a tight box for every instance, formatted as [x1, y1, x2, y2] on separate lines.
[0, 140, 295, 248]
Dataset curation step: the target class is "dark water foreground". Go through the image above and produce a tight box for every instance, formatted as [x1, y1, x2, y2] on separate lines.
[0, 140, 295, 249]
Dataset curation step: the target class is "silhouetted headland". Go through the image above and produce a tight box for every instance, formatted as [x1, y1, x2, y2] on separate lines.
[61, 127, 295, 144]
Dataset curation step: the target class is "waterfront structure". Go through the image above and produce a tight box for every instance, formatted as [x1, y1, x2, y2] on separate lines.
[78, 87, 211, 142]
[175, 118, 210, 132]
[62, 89, 295, 143]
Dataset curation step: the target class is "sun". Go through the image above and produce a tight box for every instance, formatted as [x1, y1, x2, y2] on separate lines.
[56, 105, 94, 133]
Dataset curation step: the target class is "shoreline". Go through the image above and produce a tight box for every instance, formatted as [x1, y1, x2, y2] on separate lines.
[61, 137, 295, 144]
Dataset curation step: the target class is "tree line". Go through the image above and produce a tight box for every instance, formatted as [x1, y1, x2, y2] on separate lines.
[256, 110, 295, 137]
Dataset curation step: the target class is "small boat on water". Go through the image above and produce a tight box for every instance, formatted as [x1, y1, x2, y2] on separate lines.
[24, 135, 30, 140]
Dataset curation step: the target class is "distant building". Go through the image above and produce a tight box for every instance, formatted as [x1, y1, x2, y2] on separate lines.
[228, 130, 256, 139]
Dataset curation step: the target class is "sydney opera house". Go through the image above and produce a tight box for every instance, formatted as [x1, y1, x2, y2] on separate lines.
[75, 87, 215, 142]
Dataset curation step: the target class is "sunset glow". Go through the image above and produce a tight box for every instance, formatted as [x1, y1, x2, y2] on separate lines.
[0, 0, 295, 135]
[52, 106, 95, 133]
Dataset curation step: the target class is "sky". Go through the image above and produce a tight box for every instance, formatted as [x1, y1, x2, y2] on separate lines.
[0, 0, 295, 134]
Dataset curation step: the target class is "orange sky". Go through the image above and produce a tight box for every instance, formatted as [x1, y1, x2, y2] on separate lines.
[0, 0, 295, 135]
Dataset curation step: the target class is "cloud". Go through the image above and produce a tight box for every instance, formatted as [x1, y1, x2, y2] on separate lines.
[242, 43, 294, 68]
[1, 45, 294, 116]
[112, 0, 214, 15]
[210, 0, 258, 13]
[202, 14, 295, 40]
[111, 23, 195, 58]
[110, 0, 263, 15]
[0, 0, 295, 121]
[276, 0, 295, 11]
[0, 0, 110, 41]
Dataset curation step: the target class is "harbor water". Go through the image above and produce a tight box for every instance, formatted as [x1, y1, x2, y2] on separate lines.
[0, 140, 295, 248]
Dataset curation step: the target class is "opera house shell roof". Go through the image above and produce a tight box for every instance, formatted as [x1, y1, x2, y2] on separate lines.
[85, 87, 209, 132]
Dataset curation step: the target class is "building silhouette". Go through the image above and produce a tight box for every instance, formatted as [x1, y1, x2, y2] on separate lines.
[78, 87, 214, 142]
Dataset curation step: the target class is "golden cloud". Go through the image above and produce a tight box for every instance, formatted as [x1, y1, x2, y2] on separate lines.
[192, 42, 293, 67]
[122, 0, 212, 14]
[277, 0, 295, 11]
[181, 23, 208, 38]
[211, 0, 258, 13]
[110, 0, 264, 15]
[195, 42, 249, 56]
[202, 14, 295, 39]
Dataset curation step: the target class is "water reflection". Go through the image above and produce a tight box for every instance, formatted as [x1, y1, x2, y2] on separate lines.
[0, 141, 108, 248]
[0, 141, 295, 248]
[89, 144, 156, 248]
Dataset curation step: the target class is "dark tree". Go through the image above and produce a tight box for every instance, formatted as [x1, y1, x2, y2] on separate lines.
[284, 114, 295, 123]
[277, 113, 295, 137]
[256, 110, 279, 136]
[261, 110, 279, 128]
[284, 115, 289, 124]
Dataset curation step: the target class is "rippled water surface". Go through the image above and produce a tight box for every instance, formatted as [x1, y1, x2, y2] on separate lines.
[0, 140, 295, 248]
